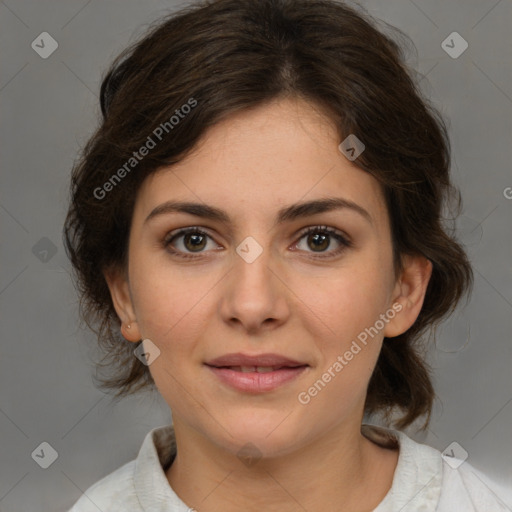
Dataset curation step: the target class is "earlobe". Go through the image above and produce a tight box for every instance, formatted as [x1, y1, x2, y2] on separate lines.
[103, 267, 141, 342]
[120, 321, 141, 342]
[383, 255, 433, 338]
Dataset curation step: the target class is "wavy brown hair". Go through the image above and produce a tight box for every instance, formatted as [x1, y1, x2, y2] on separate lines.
[63, 0, 473, 429]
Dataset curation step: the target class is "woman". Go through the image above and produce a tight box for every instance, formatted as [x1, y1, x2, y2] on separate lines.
[64, 0, 508, 510]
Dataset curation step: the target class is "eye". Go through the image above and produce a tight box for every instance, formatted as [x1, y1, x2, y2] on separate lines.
[163, 227, 221, 259]
[162, 225, 352, 260]
[293, 225, 352, 258]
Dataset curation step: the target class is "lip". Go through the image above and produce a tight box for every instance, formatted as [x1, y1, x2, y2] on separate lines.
[205, 352, 307, 368]
[205, 352, 309, 393]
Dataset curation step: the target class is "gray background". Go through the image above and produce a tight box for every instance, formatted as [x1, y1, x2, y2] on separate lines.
[0, 0, 511, 510]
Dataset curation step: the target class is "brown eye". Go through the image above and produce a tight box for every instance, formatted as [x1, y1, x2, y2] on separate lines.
[163, 227, 220, 258]
[294, 226, 352, 258]
[183, 232, 207, 252]
[307, 232, 330, 252]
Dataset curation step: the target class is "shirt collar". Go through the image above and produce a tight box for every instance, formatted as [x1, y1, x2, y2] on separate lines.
[133, 423, 443, 511]
[134, 424, 190, 511]
[365, 425, 443, 511]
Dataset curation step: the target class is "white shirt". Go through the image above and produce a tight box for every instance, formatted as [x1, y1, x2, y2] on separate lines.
[69, 424, 510, 511]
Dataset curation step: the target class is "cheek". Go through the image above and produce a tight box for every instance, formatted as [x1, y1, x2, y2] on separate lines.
[129, 247, 220, 340]
[129, 260, 213, 407]
[296, 269, 386, 415]
[295, 258, 391, 405]
[300, 260, 390, 343]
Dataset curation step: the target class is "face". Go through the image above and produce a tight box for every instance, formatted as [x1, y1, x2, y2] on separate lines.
[106, 97, 429, 458]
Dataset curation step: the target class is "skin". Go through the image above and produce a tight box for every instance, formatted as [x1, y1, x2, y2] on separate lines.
[105, 97, 432, 512]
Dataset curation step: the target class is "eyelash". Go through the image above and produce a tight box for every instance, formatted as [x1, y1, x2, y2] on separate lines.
[162, 225, 352, 260]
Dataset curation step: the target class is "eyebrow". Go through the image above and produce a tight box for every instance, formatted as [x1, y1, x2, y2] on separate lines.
[144, 197, 373, 227]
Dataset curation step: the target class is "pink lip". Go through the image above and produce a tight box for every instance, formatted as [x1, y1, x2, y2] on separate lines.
[204, 352, 309, 393]
[206, 366, 308, 393]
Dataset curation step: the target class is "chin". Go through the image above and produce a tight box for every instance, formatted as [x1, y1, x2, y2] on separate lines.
[207, 412, 307, 460]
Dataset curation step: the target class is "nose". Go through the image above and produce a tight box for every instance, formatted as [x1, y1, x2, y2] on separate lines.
[219, 242, 291, 335]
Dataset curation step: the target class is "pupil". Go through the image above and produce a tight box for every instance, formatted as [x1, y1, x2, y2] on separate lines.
[309, 233, 329, 251]
[186, 233, 206, 251]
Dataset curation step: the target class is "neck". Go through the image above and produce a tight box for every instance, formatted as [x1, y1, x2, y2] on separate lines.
[166, 419, 399, 512]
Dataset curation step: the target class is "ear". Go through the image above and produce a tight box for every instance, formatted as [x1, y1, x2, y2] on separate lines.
[103, 266, 141, 343]
[383, 254, 433, 338]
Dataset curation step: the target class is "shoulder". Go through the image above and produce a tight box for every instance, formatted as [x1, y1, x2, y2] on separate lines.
[68, 424, 179, 512]
[364, 425, 511, 512]
[68, 460, 138, 511]
[396, 429, 511, 512]
[438, 460, 511, 511]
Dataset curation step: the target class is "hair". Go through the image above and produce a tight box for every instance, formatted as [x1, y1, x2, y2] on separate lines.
[63, 0, 473, 429]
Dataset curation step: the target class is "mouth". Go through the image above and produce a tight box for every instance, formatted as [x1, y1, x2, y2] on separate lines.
[204, 353, 309, 393]
[205, 352, 308, 368]
[213, 365, 305, 373]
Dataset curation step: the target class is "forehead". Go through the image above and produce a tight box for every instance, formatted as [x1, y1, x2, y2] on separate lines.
[134, 98, 388, 231]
